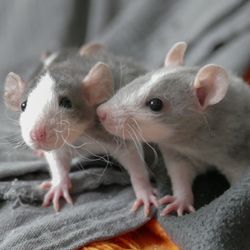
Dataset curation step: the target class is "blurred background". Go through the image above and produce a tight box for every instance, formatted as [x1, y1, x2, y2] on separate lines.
[0, 0, 250, 84]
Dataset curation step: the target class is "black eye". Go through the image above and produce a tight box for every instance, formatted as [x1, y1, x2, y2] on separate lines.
[59, 97, 72, 109]
[21, 100, 27, 112]
[147, 98, 163, 112]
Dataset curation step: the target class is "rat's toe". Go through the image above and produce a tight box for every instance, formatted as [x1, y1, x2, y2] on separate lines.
[63, 189, 73, 205]
[130, 199, 143, 213]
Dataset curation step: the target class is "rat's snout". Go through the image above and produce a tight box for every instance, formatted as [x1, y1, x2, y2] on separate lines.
[97, 105, 127, 138]
[97, 105, 116, 129]
[30, 126, 47, 143]
[97, 107, 107, 122]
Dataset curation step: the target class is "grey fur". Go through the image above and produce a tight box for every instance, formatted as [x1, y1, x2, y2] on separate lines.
[101, 65, 250, 197]
[52, 52, 145, 127]
[23, 48, 146, 104]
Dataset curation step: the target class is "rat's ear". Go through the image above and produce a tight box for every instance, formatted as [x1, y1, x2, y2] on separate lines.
[193, 64, 229, 110]
[82, 62, 114, 106]
[4, 72, 27, 111]
[164, 41, 187, 67]
[79, 43, 105, 56]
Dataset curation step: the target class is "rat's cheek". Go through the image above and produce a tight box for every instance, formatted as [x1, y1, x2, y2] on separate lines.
[101, 121, 136, 140]
[97, 106, 128, 137]
[140, 123, 171, 142]
[51, 121, 87, 148]
[101, 121, 126, 138]
[20, 115, 34, 146]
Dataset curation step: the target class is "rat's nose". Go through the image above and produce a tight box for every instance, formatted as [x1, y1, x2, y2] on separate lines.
[30, 126, 46, 143]
[97, 108, 107, 122]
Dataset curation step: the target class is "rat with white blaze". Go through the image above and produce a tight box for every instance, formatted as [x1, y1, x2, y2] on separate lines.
[97, 41, 250, 216]
[4, 43, 158, 215]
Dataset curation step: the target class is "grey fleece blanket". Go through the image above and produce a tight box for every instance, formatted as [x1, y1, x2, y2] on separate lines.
[0, 0, 250, 249]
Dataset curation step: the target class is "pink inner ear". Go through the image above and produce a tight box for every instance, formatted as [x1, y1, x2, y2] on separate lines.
[196, 87, 207, 107]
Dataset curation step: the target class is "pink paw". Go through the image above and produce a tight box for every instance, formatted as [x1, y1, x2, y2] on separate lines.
[130, 187, 158, 217]
[159, 195, 195, 216]
[39, 178, 73, 212]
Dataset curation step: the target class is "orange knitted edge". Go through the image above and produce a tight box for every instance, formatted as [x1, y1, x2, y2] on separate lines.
[243, 69, 250, 84]
[80, 219, 179, 250]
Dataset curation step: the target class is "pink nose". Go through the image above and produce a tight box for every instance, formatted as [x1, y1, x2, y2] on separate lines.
[97, 108, 107, 122]
[30, 127, 46, 143]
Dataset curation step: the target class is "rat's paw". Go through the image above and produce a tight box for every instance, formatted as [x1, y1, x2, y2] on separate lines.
[159, 195, 195, 216]
[130, 187, 158, 217]
[41, 177, 73, 212]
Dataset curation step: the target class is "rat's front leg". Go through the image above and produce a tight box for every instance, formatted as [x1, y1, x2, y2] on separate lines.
[40, 148, 73, 212]
[113, 143, 158, 216]
[159, 146, 198, 216]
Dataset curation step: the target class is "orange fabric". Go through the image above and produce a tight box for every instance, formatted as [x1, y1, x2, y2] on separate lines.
[81, 219, 179, 250]
[243, 69, 250, 84]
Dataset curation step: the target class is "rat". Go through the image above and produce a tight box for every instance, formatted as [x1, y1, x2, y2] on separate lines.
[4, 43, 158, 215]
[97, 41, 250, 216]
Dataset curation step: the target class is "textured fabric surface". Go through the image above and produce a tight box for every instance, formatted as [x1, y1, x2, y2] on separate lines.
[0, 0, 250, 250]
[0, 168, 153, 250]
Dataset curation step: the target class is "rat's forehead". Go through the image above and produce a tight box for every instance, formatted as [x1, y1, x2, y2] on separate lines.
[150, 67, 180, 82]
[34, 72, 55, 94]
[144, 67, 196, 89]
[149, 66, 194, 84]
[136, 68, 180, 97]
[27, 72, 55, 107]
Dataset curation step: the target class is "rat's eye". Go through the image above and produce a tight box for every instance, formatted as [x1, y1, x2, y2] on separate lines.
[21, 100, 27, 112]
[59, 96, 72, 109]
[147, 98, 163, 112]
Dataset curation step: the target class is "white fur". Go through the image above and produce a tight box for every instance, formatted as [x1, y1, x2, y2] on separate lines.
[20, 73, 56, 148]
[136, 72, 165, 101]
[44, 149, 70, 185]
[43, 52, 59, 67]
[124, 68, 179, 107]
[141, 68, 179, 95]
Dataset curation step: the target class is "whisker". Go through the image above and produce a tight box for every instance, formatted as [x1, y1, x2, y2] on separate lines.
[61, 133, 113, 165]
[130, 118, 159, 167]
[127, 124, 145, 162]
[201, 113, 215, 137]
[3, 109, 20, 125]
[96, 160, 110, 183]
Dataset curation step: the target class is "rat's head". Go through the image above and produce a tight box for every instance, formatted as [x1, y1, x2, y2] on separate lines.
[4, 59, 113, 151]
[97, 42, 229, 143]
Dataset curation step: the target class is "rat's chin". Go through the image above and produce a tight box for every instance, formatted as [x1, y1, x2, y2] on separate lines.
[27, 141, 54, 151]
[26, 138, 63, 151]
[101, 123, 126, 139]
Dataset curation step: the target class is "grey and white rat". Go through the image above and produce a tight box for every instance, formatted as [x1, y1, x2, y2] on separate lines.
[4, 43, 158, 215]
[97, 41, 250, 216]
